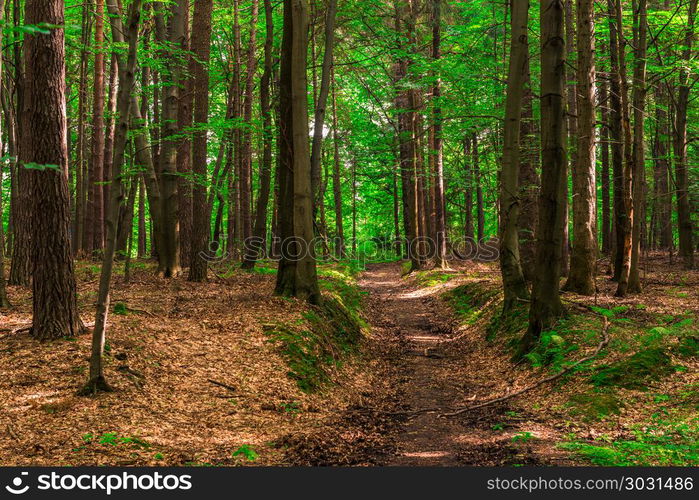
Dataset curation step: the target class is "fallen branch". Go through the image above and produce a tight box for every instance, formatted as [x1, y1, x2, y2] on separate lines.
[441, 317, 610, 417]
[207, 379, 236, 392]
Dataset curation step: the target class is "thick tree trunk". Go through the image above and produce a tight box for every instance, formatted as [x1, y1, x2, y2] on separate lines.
[156, 0, 186, 277]
[500, 0, 530, 311]
[188, 0, 214, 282]
[599, 75, 611, 255]
[0, 0, 9, 308]
[275, 0, 321, 304]
[563, 0, 597, 295]
[518, 0, 568, 357]
[24, 0, 83, 340]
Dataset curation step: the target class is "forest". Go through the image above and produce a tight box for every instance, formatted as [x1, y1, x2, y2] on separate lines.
[0, 0, 697, 468]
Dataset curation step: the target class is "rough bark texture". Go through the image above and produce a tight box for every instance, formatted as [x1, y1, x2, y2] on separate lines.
[24, 0, 83, 341]
[628, 0, 648, 292]
[563, 0, 597, 295]
[242, 0, 274, 269]
[275, 0, 321, 304]
[518, 0, 568, 357]
[188, 0, 214, 282]
[674, 0, 697, 269]
[500, 0, 530, 311]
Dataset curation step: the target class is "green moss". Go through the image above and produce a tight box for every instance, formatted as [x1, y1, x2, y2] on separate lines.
[265, 271, 365, 393]
[590, 348, 675, 390]
[566, 390, 622, 422]
[446, 282, 500, 326]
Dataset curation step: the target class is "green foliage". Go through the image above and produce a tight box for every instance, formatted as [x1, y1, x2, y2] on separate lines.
[232, 445, 259, 462]
[590, 348, 675, 390]
[265, 269, 365, 392]
[562, 419, 699, 466]
[511, 432, 535, 443]
[446, 282, 500, 326]
[112, 302, 129, 316]
[566, 390, 623, 422]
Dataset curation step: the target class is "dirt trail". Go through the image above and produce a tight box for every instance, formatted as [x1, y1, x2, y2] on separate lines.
[358, 263, 470, 466]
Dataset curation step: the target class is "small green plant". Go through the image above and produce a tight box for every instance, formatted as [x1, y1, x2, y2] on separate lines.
[154, 452, 164, 460]
[112, 302, 129, 315]
[232, 445, 258, 462]
[512, 431, 535, 443]
[280, 401, 301, 415]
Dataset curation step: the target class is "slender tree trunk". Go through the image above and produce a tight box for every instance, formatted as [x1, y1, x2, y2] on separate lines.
[500, 0, 530, 311]
[82, 0, 141, 394]
[138, 175, 146, 257]
[310, 0, 338, 215]
[87, 0, 106, 253]
[177, 0, 193, 268]
[674, 0, 697, 269]
[8, 0, 30, 285]
[275, 0, 321, 304]
[431, 0, 447, 268]
[653, 81, 672, 250]
[563, 0, 597, 295]
[613, 0, 635, 297]
[24, 0, 83, 340]
[0, 0, 9, 308]
[464, 136, 474, 240]
[103, 53, 118, 231]
[242, 0, 274, 269]
[188, 0, 214, 282]
[628, 0, 648, 292]
[600, 75, 612, 254]
[473, 133, 485, 241]
[331, 67, 345, 258]
[518, 0, 568, 357]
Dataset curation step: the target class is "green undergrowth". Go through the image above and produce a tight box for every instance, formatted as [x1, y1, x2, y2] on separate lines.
[562, 414, 699, 466]
[429, 273, 698, 466]
[264, 264, 366, 393]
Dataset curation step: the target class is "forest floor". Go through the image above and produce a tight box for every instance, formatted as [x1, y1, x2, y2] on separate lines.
[0, 254, 697, 466]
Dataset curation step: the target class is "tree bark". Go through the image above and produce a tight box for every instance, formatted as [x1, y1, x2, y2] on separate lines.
[674, 0, 697, 269]
[242, 0, 275, 269]
[518, 0, 568, 357]
[24, 0, 83, 340]
[83, 0, 141, 394]
[432, 0, 447, 268]
[563, 0, 597, 295]
[188, 0, 214, 282]
[500, 0, 530, 311]
[275, 0, 321, 304]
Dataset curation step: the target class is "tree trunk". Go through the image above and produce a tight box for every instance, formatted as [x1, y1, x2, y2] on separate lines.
[653, 81, 672, 250]
[628, 0, 648, 292]
[500, 0, 530, 311]
[599, 74, 611, 254]
[331, 67, 345, 258]
[674, 0, 697, 269]
[518, 0, 568, 357]
[103, 53, 118, 233]
[473, 133, 485, 241]
[563, 0, 597, 295]
[188, 0, 214, 282]
[432, 0, 447, 268]
[155, 0, 186, 277]
[82, 0, 141, 394]
[24, 0, 83, 340]
[310, 0, 338, 215]
[242, 0, 274, 269]
[0, 0, 9, 308]
[275, 0, 321, 304]
[612, 0, 635, 297]
[177, 0, 193, 268]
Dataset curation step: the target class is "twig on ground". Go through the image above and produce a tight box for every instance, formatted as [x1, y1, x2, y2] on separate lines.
[440, 317, 610, 417]
[207, 379, 236, 392]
